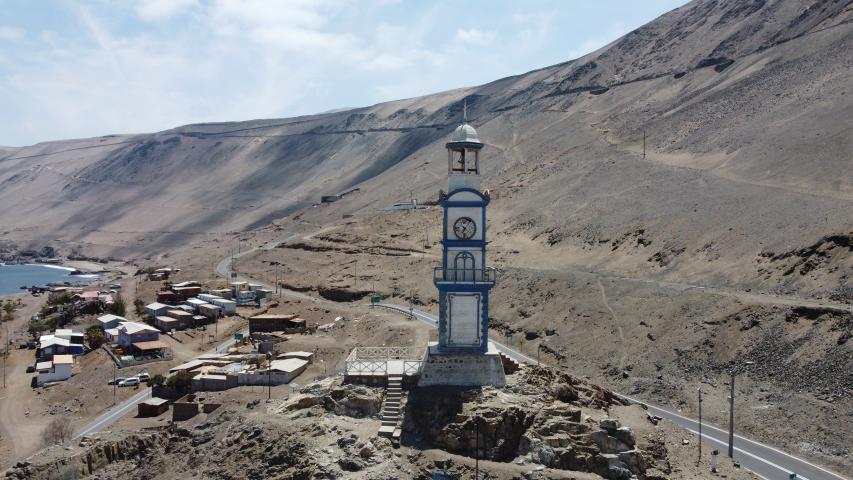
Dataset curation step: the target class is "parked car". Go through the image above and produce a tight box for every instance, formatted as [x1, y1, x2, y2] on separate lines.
[110, 283, 121, 289]
[26, 341, 37, 349]
[108, 377, 126, 385]
[136, 372, 150, 382]
[118, 377, 140, 387]
[26, 365, 35, 373]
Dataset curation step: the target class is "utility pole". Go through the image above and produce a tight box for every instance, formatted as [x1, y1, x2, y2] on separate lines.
[729, 361, 753, 458]
[354, 259, 358, 291]
[728, 371, 735, 458]
[697, 387, 703, 466]
[643, 128, 646, 159]
[475, 416, 480, 480]
[267, 353, 272, 400]
[3, 321, 6, 389]
[113, 363, 117, 405]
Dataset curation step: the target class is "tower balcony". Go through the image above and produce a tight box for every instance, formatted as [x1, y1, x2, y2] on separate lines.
[433, 267, 497, 286]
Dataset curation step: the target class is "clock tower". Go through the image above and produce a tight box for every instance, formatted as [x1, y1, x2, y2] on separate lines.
[435, 117, 495, 352]
[419, 108, 505, 387]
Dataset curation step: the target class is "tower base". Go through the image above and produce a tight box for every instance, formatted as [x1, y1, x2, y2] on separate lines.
[417, 342, 506, 388]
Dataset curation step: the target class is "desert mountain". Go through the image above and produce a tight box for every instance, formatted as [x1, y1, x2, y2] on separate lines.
[0, 0, 851, 295]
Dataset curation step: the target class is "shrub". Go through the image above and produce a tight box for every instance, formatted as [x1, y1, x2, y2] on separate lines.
[133, 299, 145, 315]
[41, 416, 73, 446]
[47, 293, 72, 306]
[165, 371, 194, 390]
[28, 319, 45, 339]
[147, 374, 166, 387]
[111, 294, 127, 316]
[85, 325, 105, 349]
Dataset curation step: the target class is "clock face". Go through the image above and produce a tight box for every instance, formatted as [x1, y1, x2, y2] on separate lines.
[453, 217, 477, 240]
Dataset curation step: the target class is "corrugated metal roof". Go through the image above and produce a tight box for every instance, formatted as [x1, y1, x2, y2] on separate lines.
[269, 358, 308, 373]
[53, 354, 73, 364]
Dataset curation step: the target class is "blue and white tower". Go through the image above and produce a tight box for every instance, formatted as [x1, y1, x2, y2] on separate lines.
[419, 110, 506, 387]
[434, 118, 496, 352]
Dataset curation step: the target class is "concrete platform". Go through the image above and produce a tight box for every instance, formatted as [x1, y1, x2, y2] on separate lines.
[417, 342, 506, 387]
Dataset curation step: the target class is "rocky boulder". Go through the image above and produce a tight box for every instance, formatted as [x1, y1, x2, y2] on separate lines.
[275, 378, 382, 418]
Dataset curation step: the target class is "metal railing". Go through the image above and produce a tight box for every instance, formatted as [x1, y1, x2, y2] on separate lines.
[433, 266, 496, 284]
[345, 346, 424, 376]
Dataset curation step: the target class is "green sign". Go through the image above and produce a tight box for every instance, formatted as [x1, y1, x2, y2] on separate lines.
[371, 295, 382, 304]
[234, 333, 243, 341]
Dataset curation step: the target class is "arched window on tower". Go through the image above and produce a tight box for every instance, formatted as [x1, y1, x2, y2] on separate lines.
[453, 251, 475, 282]
[448, 148, 479, 174]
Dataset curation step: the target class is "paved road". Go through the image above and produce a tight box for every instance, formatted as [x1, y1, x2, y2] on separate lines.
[376, 303, 849, 480]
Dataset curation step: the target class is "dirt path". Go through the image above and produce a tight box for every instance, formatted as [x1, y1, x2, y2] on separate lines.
[594, 271, 853, 313]
[597, 279, 627, 370]
[0, 346, 50, 468]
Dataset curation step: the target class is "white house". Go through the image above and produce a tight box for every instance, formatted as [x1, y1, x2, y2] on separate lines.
[54, 329, 84, 346]
[184, 298, 208, 312]
[98, 314, 127, 330]
[270, 358, 309, 383]
[210, 298, 236, 316]
[197, 293, 224, 303]
[104, 327, 121, 343]
[36, 354, 74, 385]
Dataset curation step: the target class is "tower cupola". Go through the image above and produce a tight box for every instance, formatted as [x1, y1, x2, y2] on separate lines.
[446, 102, 483, 190]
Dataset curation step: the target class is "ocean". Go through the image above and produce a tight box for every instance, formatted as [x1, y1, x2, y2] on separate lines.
[0, 264, 98, 296]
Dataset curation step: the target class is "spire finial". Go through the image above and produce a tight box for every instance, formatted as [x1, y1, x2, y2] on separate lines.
[463, 99, 467, 123]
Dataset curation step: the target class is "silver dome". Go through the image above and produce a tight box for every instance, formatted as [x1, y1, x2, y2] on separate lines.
[451, 123, 480, 143]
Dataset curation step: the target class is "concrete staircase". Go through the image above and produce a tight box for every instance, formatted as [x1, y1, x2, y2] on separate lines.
[499, 352, 524, 374]
[378, 375, 404, 439]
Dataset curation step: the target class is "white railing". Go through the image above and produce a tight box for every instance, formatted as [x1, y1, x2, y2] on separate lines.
[345, 346, 424, 376]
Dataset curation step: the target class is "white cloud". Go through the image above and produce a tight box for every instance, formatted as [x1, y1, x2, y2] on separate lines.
[0, 26, 24, 41]
[0, 1, 689, 146]
[136, 0, 198, 22]
[454, 28, 494, 46]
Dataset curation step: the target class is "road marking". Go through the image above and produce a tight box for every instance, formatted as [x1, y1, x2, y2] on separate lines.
[685, 427, 811, 480]
[619, 394, 849, 480]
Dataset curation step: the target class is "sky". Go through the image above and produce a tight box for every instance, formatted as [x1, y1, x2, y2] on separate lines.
[0, 0, 688, 147]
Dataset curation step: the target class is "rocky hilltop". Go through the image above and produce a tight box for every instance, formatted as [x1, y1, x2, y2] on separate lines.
[3, 368, 757, 480]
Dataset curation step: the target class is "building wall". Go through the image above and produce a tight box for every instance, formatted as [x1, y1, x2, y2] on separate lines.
[118, 330, 160, 347]
[237, 368, 305, 386]
[36, 364, 72, 385]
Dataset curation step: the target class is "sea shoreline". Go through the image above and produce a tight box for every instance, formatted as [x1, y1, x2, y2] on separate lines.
[0, 263, 101, 296]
